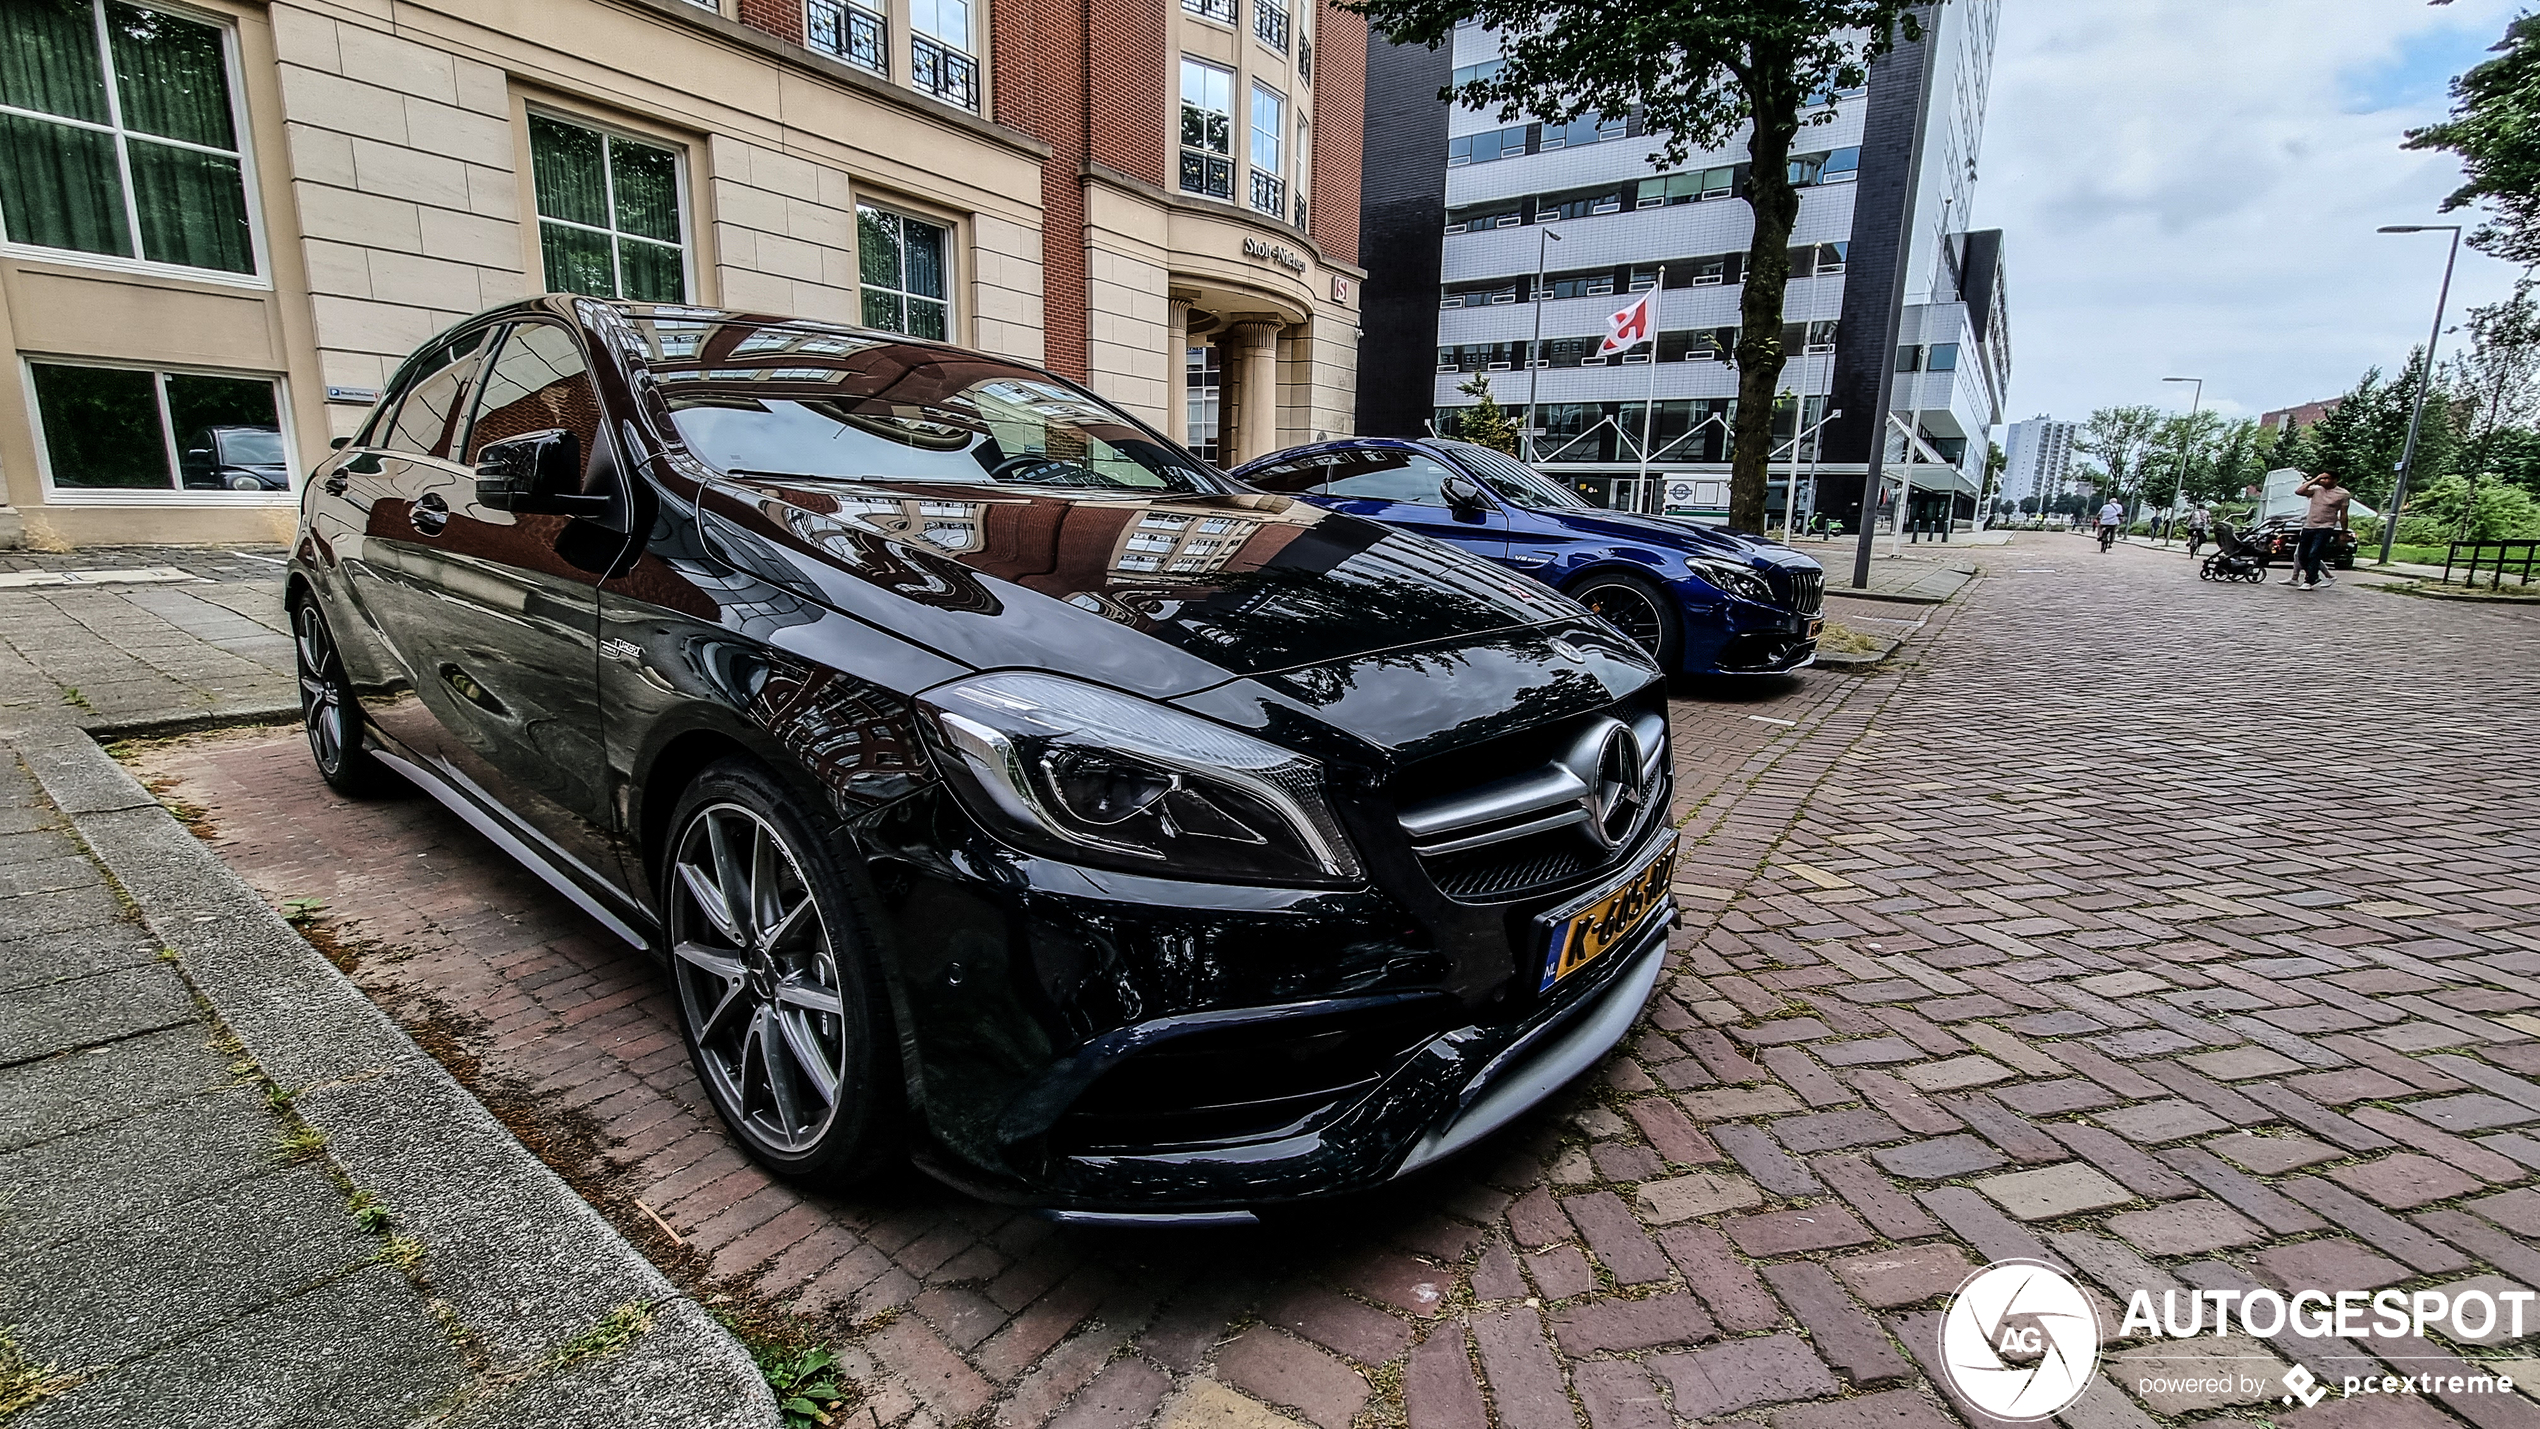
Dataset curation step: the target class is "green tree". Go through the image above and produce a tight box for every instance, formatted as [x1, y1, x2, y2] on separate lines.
[2445, 278, 2540, 530]
[2078, 405, 2165, 499]
[1455, 373, 1521, 454]
[2404, 14, 2540, 265]
[2309, 352, 2460, 509]
[1347, 0, 1924, 531]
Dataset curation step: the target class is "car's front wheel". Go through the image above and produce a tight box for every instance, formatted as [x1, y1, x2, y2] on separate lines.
[664, 760, 900, 1182]
[293, 601, 391, 796]
[1570, 572, 1684, 672]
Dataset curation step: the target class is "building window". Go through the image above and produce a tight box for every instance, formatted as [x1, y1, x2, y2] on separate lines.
[529, 114, 686, 301]
[1450, 57, 1503, 87]
[807, 0, 887, 74]
[1183, 0, 1234, 24]
[1254, 0, 1287, 50]
[1178, 58, 1233, 201]
[1789, 147, 1860, 186]
[1185, 344, 1221, 464]
[1248, 83, 1285, 217]
[858, 204, 948, 339]
[1927, 342, 1960, 372]
[0, 0, 255, 275]
[28, 360, 286, 497]
[1447, 125, 1528, 167]
[1297, 28, 1311, 85]
[910, 0, 978, 111]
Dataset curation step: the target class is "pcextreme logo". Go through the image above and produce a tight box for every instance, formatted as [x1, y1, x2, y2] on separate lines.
[1938, 1260, 2102, 1420]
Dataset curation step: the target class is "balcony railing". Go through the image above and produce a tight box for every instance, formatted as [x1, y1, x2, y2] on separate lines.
[1183, 0, 1234, 23]
[1250, 169, 1285, 218]
[1254, 0, 1288, 50]
[1298, 31, 1311, 84]
[807, 0, 886, 75]
[912, 35, 979, 112]
[1180, 150, 1234, 201]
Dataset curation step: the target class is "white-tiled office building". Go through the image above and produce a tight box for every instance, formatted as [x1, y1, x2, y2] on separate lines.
[1355, 0, 2010, 529]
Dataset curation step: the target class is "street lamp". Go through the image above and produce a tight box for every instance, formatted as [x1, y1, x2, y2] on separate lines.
[2377, 224, 2464, 567]
[1521, 227, 1563, 462]
[2161, 375, 2203, 545]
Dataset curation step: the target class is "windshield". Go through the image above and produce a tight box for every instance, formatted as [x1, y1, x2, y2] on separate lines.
[1438, 443, 1590, 510]
[636, 319, 1216, 494]
[215, 428, 286, 465]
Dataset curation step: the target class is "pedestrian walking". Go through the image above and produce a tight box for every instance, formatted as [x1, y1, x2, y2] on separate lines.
[2290, 472, 2350, 590]
[2185, 502, 2213, 557]
[2096, 497, 2124, 552]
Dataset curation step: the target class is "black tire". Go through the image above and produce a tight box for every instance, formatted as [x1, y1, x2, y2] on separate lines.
[2335, 555, 2355, 570]
[292, 600, 392, 796]
[1569, 572, 1683, 672]
[662, 759, 901, 1183]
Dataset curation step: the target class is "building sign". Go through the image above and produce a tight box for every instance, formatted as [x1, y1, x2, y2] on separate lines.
[1242, 236, 1308, 273]
[1331, 275, 1354, 305]
[324, 385, 382, 405]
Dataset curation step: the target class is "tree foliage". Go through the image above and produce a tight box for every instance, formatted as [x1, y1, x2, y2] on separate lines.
[2404, 14, 2540, 265]
[1455, 373, 1521, 454]
[1347, 0, 1925, 531]
[2078, 406, 2165, 498]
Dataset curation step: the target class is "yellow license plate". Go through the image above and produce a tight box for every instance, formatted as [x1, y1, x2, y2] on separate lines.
[1539, 840, 1678, 991]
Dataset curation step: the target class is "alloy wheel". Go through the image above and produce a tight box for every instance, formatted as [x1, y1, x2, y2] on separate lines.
[1579, 583, 1666, 657]
[668, 803, 849, 1155]
[295, 605, 345, 774]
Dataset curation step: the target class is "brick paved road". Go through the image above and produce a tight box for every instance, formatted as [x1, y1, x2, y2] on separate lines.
[131, 535, 2540, 1429]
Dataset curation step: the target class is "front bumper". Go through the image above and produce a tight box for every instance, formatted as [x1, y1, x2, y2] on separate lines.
[880, 800, 1680, 1215]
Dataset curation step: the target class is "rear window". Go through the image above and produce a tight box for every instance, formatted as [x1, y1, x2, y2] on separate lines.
[633, 319, 1215, 495]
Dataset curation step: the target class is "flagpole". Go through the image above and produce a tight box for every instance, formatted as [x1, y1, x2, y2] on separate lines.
[1637, 268, 1662, 512]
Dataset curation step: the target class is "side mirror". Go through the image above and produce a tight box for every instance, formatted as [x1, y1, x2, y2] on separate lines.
[476, 429, 606, 515]
[1439, 473, 1491, 515]
[186, 448, 213, 461]
[329, 435, 352, 450]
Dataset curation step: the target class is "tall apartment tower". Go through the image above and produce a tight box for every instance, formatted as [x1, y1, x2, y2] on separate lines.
[1357, 1, 2007, 530]
[2003, 416, 2078, 509]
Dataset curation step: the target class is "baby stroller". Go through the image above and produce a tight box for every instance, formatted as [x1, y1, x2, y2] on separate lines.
[2198, 524, 2266, 583]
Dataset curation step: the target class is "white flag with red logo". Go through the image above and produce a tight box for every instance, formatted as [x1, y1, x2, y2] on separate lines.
[1599, 291, 1655, 356]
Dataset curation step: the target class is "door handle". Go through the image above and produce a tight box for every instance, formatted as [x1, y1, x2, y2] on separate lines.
[410, 491, 449, 536]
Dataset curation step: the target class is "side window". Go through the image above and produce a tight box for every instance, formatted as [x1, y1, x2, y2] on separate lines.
[1318, 451, 1462, 505]
[464, 323, 604, 487]
[381, 330, 490, 459]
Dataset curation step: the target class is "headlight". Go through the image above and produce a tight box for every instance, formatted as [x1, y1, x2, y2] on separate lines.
[1689, 559, 1776, 604]
[918, 672, 1362, 885]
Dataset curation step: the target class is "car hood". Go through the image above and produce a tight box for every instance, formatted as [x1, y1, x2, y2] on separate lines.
[1533, 507, 1824, 574]
[691, 476, 1591, 701]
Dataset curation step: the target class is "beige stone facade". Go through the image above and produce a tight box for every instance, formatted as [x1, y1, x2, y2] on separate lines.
[0, 0, 1360, 547]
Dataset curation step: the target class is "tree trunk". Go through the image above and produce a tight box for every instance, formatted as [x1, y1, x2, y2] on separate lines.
[1729, 73, 1802, 535]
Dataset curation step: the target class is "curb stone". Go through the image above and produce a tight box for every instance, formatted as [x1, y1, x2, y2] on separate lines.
[17, 732, 780, 1429]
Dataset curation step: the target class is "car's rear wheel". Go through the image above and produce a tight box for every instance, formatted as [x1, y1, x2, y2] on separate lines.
[664, 760, 899, 1182]
[293, 601, 391, 796]
[1570, 572, 1683, 672]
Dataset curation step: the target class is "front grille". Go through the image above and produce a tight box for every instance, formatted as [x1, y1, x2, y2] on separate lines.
[1394, 703, 1669, 904]
[1780, 568, 1825, 615]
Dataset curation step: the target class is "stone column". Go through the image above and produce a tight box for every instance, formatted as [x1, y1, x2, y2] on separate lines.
[1165, 293, 1196, 446]
[1227, 315, 1285, 466]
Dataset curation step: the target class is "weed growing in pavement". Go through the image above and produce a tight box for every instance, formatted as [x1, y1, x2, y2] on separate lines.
[545, 1302, 656, 1370]
[58, 686, 86, 710]
[277, 1124, 327, 1161]
[754, 1344, 850, 1427]
[347, 1190, 394, 1234]
[379, 1234, 426, 1273]
[281, 896, 326, 924]
[709, 1304, 860, 1428]
[0, 1326, 80, 1416]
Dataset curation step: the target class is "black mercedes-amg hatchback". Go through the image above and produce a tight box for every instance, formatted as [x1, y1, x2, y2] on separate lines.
[290, 297, 1678, 1222]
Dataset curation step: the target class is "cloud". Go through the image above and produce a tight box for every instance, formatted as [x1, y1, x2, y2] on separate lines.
[1978, 0, 2528, 426]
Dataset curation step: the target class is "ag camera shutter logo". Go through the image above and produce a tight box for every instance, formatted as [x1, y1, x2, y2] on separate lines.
[1939, 1260, 2102, 1420]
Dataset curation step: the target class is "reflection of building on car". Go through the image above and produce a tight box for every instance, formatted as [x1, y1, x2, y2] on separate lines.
[180, 426, 291, 491]
[1234, 438, 1826, 676]
[288, 296, 1681, 1221]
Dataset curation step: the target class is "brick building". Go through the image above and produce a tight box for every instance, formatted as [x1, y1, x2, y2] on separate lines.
[0, 0, 1365, 546]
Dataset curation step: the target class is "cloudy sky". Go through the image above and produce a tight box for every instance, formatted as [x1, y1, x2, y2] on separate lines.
[1980, 0, 2531, 429]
